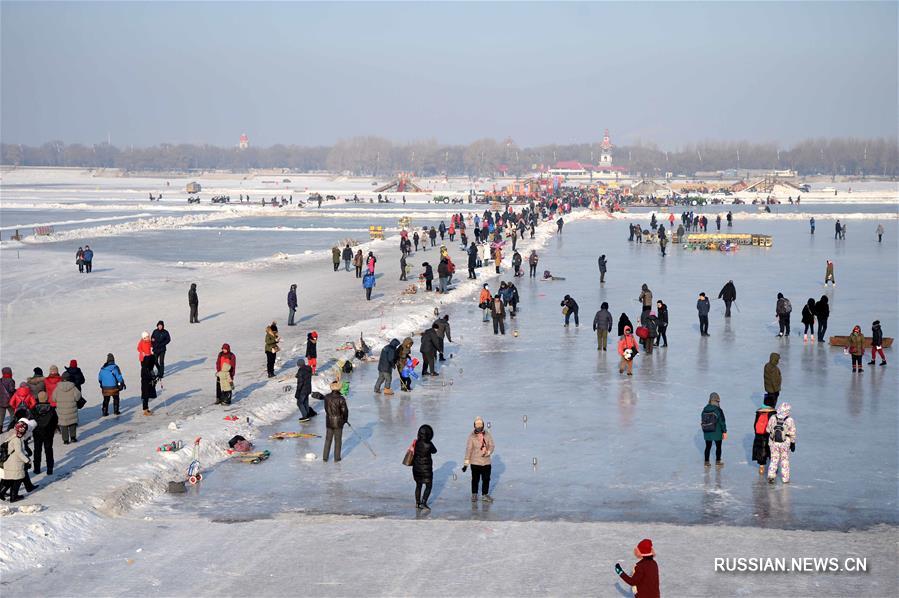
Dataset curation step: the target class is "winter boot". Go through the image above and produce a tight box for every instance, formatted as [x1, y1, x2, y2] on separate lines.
[716, 461, 724, 469]
[704, 461, 711, 468]
[758, 464, 766, 475]
[143, 409, 153, 416]
[803, 334, 808, 343]
[880, 361, 887, 366]
[383, 388, 394, 396]
[471, 494, 478, 502]
[868, 360, 876, 365]
[481, 494, 494, 503]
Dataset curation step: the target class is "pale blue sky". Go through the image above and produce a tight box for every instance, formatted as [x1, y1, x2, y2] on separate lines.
[2, 1, 896, 147]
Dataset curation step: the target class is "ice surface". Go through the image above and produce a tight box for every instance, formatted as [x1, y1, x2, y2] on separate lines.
[138, 219, 898, 531]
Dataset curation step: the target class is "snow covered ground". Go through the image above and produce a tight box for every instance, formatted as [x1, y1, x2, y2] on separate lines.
[0, 173, 897, 596]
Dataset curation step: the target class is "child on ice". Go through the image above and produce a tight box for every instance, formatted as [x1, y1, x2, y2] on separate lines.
[216, 363, 233, 405]
[400, 357, 420, 391]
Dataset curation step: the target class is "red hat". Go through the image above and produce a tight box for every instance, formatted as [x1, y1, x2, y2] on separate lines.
[310, 331, 318, 339]
[69, 359, 78, 368]
[636, 539, 654, 557]
[222, 343, 231, 351]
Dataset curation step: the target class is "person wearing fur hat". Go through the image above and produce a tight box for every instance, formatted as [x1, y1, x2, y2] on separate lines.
[0, 367, 15, 431]
[323, 381, 348, 462]
[31, 391, 58, 474]
[26, 367, 45, 400]
[215, 344, 236, 404]
[847, 325, 866, 372]
[150, 321, 171, 379]
[306, 331, 318, 374]
[462, 417, 495, 503]
[137, 331, 153, 364]
[752, 394, 777, 474]
[43, 365, 62, 401]
[701, 393, 727, 467]
[615, 538, 660, 598]
[617, 326, 639, 376]
[98, 354, 125, 416]
[0, 422, 32, 502]
[766, 402, 797, 484]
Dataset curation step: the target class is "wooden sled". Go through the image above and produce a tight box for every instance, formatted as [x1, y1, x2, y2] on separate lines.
[270, 432, 321, 440]
[829, 336, 893, 348]
[230, 450, 271, 464]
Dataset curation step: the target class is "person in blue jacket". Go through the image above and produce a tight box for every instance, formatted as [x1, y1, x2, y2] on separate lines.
[82, 245, 94, 273]
[362, 269, 376, 301]
[98, 353, 125, 416]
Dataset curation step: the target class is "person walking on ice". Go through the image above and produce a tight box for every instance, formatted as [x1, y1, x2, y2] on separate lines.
[323, 381, 348, 462]
[412, 424, 437, 511]
[766, 402, 796, 484]
[869, 320, 887, 366]
[700, 392, 727, 468]
[717, 280, 736, 318]
[618, 326, 638, 376]
[593, 302, 613, 351]
[463, 416, 495, 503]
[824, 260, 835, 287]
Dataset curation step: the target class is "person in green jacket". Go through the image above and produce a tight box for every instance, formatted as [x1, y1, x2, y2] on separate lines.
[701, 392, 727, 467]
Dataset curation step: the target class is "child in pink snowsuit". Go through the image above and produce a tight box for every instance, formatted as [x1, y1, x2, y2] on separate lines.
[766, 402, 796, 484]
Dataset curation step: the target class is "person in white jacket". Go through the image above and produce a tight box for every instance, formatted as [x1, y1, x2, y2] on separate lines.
[0, 422, 32, 502]
[766, 403, 797, 484]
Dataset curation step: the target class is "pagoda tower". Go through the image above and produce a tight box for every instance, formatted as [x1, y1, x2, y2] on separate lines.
[599, 129, 613, 168]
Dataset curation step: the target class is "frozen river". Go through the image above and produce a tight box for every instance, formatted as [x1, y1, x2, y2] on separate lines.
[142, 217, 897, 531]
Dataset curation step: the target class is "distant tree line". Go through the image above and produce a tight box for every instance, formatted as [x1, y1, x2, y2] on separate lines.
[2, 137, 895, 177]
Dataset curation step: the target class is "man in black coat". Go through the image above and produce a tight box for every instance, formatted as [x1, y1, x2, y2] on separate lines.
[375, 339, 399, 395]
[294, 358, 315, 421]
[323, 382, 348, 462]
[150, 321, 171, 379]
[717, 280, 737, 318]
[188, 283, 199, 323]
[419, 324, 441, 376]
[561, 295, 579, 327]
[433, 315, 452, 360]
[467, 243, 478, 279]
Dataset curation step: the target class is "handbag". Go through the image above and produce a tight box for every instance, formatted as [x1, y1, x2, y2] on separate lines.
[402, 440, 416, 466]
[76, 397, 87, 409]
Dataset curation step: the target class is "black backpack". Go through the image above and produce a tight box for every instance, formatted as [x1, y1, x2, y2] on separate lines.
[700, 410, 718, 433]
[0, 441, 8, 465]
[770, 416, 788, 443]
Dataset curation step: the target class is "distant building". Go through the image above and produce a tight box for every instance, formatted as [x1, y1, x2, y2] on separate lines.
[599, 129, 613, 168]
[239, 133, 249, 150]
